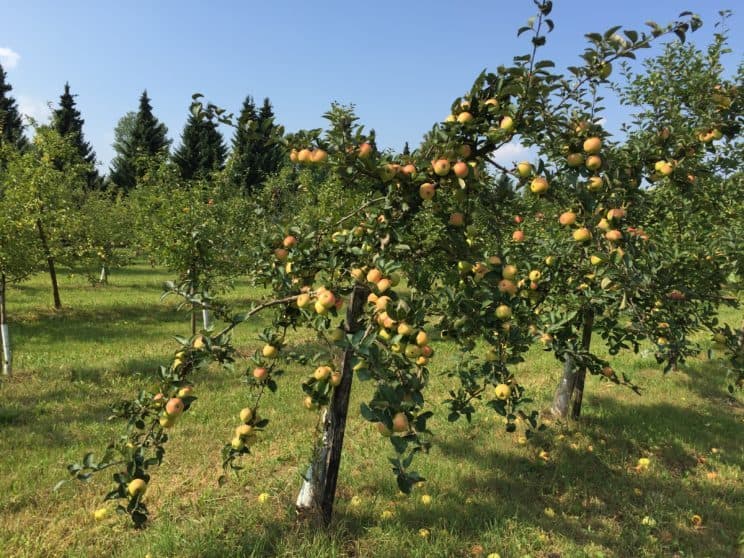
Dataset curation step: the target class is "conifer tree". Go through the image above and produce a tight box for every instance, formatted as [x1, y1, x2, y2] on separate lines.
[52, 83, 100, 189]
[109, 91, 170, 192]
[173, 108, 227, 180]
[0, 63, 27, 150]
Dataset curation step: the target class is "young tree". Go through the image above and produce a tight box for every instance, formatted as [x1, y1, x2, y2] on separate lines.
[228, 96, 285, 194]
[0, 62, 27, 151]
[109, 91, 170, 192]
[52, 82, 101, 189]
[172, 109, 227, 180]
[4, 127, 90, 309]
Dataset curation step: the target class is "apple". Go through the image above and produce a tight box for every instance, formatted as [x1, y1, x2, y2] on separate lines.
[587, 176, 603, 191]
[605, 230, 623, 241]
[405, 345, 421, 359]
[297, 149, 312, 163]
[350, 268, 365, 283]
[457, 112, 474, 124]
[457, 261, 473, 274]
[484, 98, 499, 108]
[363, 267, 382, 284]
[597, 218, 611, 231]
[296, 293, 311, 308]
[303, 396, 318, 410]
[607, 208, 625, 220]
[235, 424, 253, 438]
[282, 235, 297, 248]
[311, 149, 328, 164]
[445, 114, 456, 123]
[376, 278, 392, 293]
[583, 136, 602, 154]
[165, 397, 184, 416]
[420, 345, 433, 358]
[498, 279, 518, 296]
[375, 296, 391, 311]
[449, 212, 465, 227]
[358, 142, 373, 158]
[230, 437, 245, 451]
[401, 163, 416, 177]
[419, 182, 436, 200]
[432, 159, 451, 176]
[573, 228, 592, 242]
[416, 331, 428, 346]
[397, 323, 414, 336]
[93, 508, 110, 521]
[239, 408, 253, 423]
[512, 230, 525, 242]
[502, 264, 518, 279]
[318, 289, 336, 308]
[192, 335, 206, 350]
[127, 478, 148, 498]
[495, 304, 512, 320]
[488, 255, 502, 266]
[585, 155, 602, 171]
[598, 61, 612, 79]
[453, 161, 469, 178]
[544, 255, 555, 266]
[253, 366, 269, 381]
[658, 162, 673, 176]
[590, 255, 604, 265]
[274, 248, 288, 261]
[494, 383, 512, 400]
[458, 144, 472, 158]
[392, 412, 409, 433]
[530, 176, 549, 194]
[559, 211, 577, 226]
[529, 270, 541, 281]
[313, 365, 332, 381]
[177, 386, 193, 398]
[289, 149, 298, 163]
[500, 116, 514, 132]
[159, 415, 176, 428]
[328, 328, 345, 342]
[516, 161, 533, 178]
[566, 153, 584, 167]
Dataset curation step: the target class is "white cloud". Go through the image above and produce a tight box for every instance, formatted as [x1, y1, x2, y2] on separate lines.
[0, 47, 20, 69]
[490, 141, 534, 167]
[18, 96, 51, 124]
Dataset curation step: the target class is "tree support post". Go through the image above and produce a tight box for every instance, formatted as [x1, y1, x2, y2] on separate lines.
[295, 284, 368, 525]
[1, 274, 11, 376]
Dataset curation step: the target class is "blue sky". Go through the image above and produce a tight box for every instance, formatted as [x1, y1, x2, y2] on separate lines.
[1, 1, 741, 172]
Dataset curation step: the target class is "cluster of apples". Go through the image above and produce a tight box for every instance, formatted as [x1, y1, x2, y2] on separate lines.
[153, 384, 193, 429]
[375, 411, 412, 437]
[697, 128, 723, 143]
[273, 234, 297, 263]
[559, 206, 627, 244]
[296, 285, 343, 316]
[230, 407, 259, 451]
[512, 161, 550, 195]
[302, 363, 344, 411]
[443, 98, 515, 134]
[289, 147, 328, 165]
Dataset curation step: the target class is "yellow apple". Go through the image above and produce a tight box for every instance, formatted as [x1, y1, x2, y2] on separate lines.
[583, 136, 602, 154]
[127, 478, 147, 498]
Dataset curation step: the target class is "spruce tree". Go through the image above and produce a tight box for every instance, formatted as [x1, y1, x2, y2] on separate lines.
[52, 83, 100, 189]
[0, 63, 27, 150]
[229, 96, 284, 194]
[173, 109, 227, 180]
[109, 91, 170, 192]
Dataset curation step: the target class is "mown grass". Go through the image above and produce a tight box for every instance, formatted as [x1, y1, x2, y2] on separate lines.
[1, 263, 742, 558]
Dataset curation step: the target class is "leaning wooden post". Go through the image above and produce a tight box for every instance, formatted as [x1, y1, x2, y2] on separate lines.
[295, 284, 368, 525]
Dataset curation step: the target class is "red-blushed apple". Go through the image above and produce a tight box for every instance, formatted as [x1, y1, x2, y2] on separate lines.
[392, 412, 409, 433]
[566, 153, 584, 167]
[449, 212, 465, 227]
[559, 211, 577, 226]
[419, 182, 435, 200]
[573, 228, 592, 242]
[253, 366, 269, 381]
[165, 397, 184, 416]
[453, 161, 469, 178]
[432, 159, 451, 176]
[512, 230, 525, 242]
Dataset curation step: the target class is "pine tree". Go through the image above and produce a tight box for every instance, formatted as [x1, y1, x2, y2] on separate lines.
[173, 108, 227, 180]
[402, 142, 411, 156]
[109, 91, 170, 192]
[0, 63, 27, 150]
[229, 96, 284, 195]
[52, 83, 101, 189]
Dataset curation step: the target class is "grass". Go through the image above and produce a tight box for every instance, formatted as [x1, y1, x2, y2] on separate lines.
[1, 263, 742, 558]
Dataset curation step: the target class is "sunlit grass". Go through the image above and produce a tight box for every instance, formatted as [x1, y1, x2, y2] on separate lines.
[1, 264, 742, 557]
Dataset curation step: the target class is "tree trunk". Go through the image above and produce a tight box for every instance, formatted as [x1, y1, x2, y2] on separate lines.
[550, 355, 576, 419]
[99, 264, 108, 284]
[202, 309, 211, 330]
[36, 219, 61, 309]
[570, 309, 595, 419]
[296, 284, 368, 525]
[1, 274, 11, 376]
[188, 264, 197, 336]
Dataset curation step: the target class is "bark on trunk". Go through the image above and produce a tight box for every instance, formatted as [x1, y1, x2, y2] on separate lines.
[570, 309, 595, 419]
[550, 355, 576, 419]
[1, 274, 11, 376]
[36, 219, 61, 309]
[295, 285, 368, 525]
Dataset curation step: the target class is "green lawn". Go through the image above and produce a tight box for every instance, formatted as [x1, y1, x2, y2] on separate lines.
[1, 264, 742, 558]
